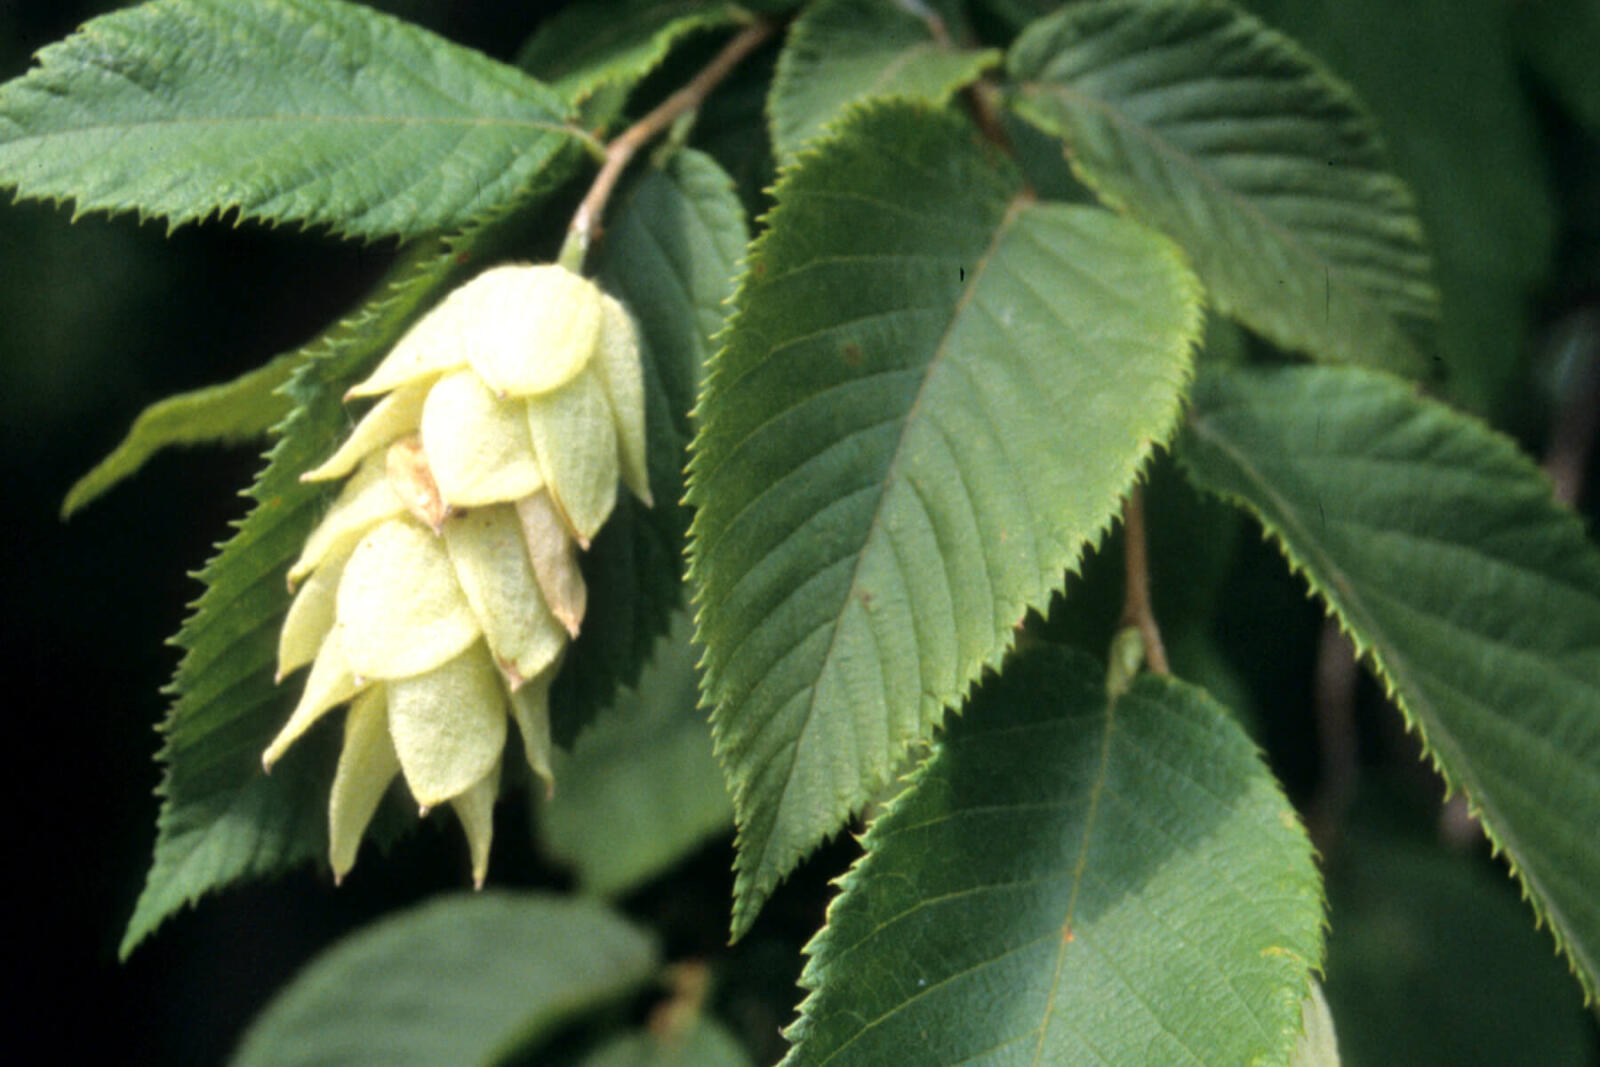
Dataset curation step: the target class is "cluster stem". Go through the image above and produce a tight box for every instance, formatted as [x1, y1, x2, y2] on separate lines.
[1120, 487, 1170, 675]
[562, 20, 777, 270]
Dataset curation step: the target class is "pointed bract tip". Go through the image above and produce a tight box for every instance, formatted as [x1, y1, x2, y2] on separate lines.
[418, 804, 431, 817]
[499, 660, 525, 691]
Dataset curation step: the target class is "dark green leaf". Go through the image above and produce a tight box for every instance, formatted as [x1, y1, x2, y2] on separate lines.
[769, 0, 999, 163]
[553, 147, 748, 745]
[688, 101, 1202, 938]
[61, 350, 295, 518]
[1180, 363, 1600, 1000]
[232, 892, 659, 1067]
[1008, 0, 1439, 376]
[1323, 817, 1597, 1067]
[690, 37, 780, 219]
[541, 612, 732, 895]
[1237, 0, 1557, 414]
[784, 647, 1323, 1066]
[0, 0, 580, 240]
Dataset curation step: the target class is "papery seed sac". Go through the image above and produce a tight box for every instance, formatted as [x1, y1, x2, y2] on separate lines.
[265, 263, 649, 886]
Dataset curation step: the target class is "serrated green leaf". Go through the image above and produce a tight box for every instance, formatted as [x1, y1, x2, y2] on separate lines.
[1008, 0, 1439, 376]
[1238, 0, 1556, 415]
[783, 646, 1323, 1066]
[1179, 363, 1600, 1000]
[61, 351, 296, 518]
[768, 0, 1000, 163]
[542, 612, 732, 895]
[118, 145, 591, 956]
[579, 1019, 753, 1067]
[231, 892, 659, 1067]
[688, 101, 1202, 938]
[552, 147, 748, 745]
[0, 0, 582, 241]
[516, 0, 743, 110]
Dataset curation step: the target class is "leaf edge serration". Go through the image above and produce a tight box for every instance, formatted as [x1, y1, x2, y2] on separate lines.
[1177, 363, 1600, 1003]
[687, 97, 1207, 941]
[779, 644, 1327, 1065]
[0, 0, 588, 243]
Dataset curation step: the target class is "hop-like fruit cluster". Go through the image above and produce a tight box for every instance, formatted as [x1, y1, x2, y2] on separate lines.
[264, 263, 649, 885]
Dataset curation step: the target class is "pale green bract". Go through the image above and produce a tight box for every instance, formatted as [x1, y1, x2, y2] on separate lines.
[688, 100, 1203, 939]
[1180, 363, 1600, 999]
[1291, 982, 1342, 1067]
[783, 647, 1323, 1066]
[555, 148, 750, 743]
[120, 238, 480, 959]
[0, 0, 581, 240]
[117, 145, 740, 955]
[1008, 0, 1440, 376]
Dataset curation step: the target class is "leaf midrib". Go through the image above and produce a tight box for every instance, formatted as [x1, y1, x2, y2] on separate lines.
[740, 192, 1034, 893]
[1030, 684, 1115, 1065]
[3, 113, 580, 144]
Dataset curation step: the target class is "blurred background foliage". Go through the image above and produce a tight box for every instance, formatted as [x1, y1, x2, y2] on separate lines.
[4, 0, 1598, 1062]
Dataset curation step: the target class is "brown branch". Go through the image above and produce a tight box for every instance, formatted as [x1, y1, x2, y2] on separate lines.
[563, 21, 777, 268]
[1119, 487, 1169, 674]
[1307, 619, 1359, 853]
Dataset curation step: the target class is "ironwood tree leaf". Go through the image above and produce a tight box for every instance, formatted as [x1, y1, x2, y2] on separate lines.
[784, 647, 1323, 1065]
[689, 100, 1202, 938]
[1008, 0, 1439, 376]
[768, 0, 998, 163]
[232, 893, 659, 1066]
[0, 0, 580, 240]
[1181, 363, 1600, 1000]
